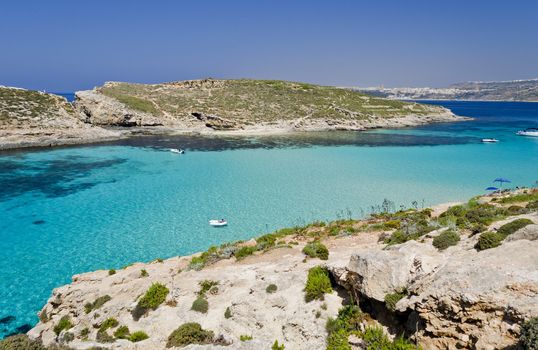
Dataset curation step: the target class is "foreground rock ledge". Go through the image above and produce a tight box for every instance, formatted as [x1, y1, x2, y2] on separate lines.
[27, 195, 537, 349]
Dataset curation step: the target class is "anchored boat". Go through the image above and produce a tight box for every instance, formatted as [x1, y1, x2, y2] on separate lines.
[516, 128, 538, 137]
[481, 138, 499, 143]
[209, 219, 228, 227]
[169, 148, 185, 154]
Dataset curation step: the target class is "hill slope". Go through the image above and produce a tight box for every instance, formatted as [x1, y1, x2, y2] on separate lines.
[75, 79, 459, 131]
[356, 78, 538, 101]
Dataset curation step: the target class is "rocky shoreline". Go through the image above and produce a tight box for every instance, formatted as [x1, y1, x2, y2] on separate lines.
[0, 81, 468, 151]
[21, 189, 538, 349]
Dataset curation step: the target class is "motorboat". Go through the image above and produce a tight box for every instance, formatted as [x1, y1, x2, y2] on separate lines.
[516, 128, 538, 137]
[169, 148, 185, 154]
[481, 138, 499, 143]
[209, 219, 228, 227]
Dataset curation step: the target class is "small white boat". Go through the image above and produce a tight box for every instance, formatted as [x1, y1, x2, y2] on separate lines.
[481, 138, 499, 143]
[516, 128, 538, 137]
[209, 219, 228, 227]
[169, 148, 185, 154]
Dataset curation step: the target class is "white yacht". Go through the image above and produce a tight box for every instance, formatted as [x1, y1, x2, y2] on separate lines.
[516, 128, 538, 137]
[209, 219, 228, 227]
[481, 138, 499, 143]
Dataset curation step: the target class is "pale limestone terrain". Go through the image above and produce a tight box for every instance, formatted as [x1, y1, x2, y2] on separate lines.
[28, 191, 538, 350]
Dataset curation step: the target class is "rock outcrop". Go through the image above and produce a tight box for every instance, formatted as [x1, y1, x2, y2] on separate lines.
[331, 214, 538, 349]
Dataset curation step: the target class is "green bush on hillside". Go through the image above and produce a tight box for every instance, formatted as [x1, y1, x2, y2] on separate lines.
[497, 218, 533, 237]
[84, 295, 111, 314]
[520, 317, 538, 350]
[234, 246, 257, 260]
[304, 266, 332, 302]
[166, 322, 214, 348]
[302, 241, 329, 260]
[191, 297, 209, 313]
[476, 231, 504, 251]
[99, 318, 118, 332]
[384, 289, 407, 311]
[432, 230, 460, 250]
[198, 280, 219, 296]
[266, 284, 278, 293]
[53, 316, 73, 336]
[132, 283, 169, 320]
[129, 331, 149, 342]
[113, 325, 130, 339]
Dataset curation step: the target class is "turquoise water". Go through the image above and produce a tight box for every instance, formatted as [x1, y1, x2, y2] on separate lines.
[0, 101, 537, 336]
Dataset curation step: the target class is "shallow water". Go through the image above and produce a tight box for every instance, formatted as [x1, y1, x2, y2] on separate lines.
[0, 101, 537, 337]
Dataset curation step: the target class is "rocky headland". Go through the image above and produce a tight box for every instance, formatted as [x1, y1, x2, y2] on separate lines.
[1, 79, 465, 150]
[14, 189, 538, 350]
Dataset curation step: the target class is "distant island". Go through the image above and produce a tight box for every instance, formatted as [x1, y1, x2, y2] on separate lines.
[355, 78, 538, 101]
[0, 79, 462, 150]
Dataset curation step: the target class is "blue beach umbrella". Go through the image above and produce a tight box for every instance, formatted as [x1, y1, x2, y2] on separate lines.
[493, 178, 511, 188]
[485, 186, 499, 191]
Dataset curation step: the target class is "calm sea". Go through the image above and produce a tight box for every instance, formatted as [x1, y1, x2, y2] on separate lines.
[0, 100, 537, 337]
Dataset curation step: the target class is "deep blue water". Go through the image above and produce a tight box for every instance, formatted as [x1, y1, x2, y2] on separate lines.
[0, 101, 537, 337]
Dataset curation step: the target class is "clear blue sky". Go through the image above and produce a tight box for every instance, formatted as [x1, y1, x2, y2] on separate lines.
[1, 0, 537, 91]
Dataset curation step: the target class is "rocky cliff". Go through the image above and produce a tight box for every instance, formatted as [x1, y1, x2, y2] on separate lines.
[0, 86, 118, 150]
[22, 190, 538, 349]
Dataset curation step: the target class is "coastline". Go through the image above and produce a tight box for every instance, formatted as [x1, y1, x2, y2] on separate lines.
[0, 112, 470, 152]
[24, 189, 538, 349]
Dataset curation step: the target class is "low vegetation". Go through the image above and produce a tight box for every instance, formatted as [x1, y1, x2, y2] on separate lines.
[166, 322, 214, 348]
[305, 266, 333, 302]
[0, 334, 72, 349]
[132, 282, 169, 320]
[113, 325, 130, 339]
[224, 306, 232, 319]
[240, 335, 253, 341]
[302, 241, 329, 260]
[129, 331, 149, 342]
[520, 317, 538, 350]
[432, 230, 460, 250]
[191, 297, 209, 313]
[384, 289, 408, 311]
[84, 295, 111, 314]
[198, 280, 219, 296]
[477, 218, 534, 251]
[53, 316, 73, 336]
[266, 284, 278, 293]
[272, 340, 285, 350]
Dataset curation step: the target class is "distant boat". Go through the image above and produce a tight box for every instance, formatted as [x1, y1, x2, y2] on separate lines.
[169, 148, 185, 154]
[481, 138, 499, 143]
[209, 219, 228, 227]
[516, 128, 538, 137]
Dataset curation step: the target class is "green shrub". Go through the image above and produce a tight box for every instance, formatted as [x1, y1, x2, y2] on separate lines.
[384, 289, 407, 311]
[391, 336, 419, 350]
[506, 205, 527, 215]
[0, 334, 73, 349]
[476, 231, 504, 251]
[198, 280, 219, 296]
[191, 297, 209, 313]
[166, 322, 214, 348]
[53, 316, 73, 335]
[272, 340, 285, 350]
[240, 335, 253, 341]
[266, 284, 278, 293]
[499, 192, 538, 204]
[304, 266, 332, 302]
[362, 326, 391, 349]
[432, 230, 460, 250]
[497, 218, 533, 237]
[326, 328, 351, 350]
[113, 325, 130, 339]
[526, 200, 538, 210]
[140, 269, 148, 277]
[96, 329, 115, 343]
[224, 306, 232, 319]
[383, 220, 401, 230]
[99, 318, 118, 332]
[520, 317, 538, 350]
[234, 246, 257, 260]
[84, 295, 111, 314]
[138, 283, 169, 310]
[80, 327, 90, 338]
[108, 269, 116, 275]
[133, 283, 169, 320]
[325, 305, 363, 350]
[62, 332, 74, 343]
[302, 241, 329, 260]
[129, 331, 149, 342]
